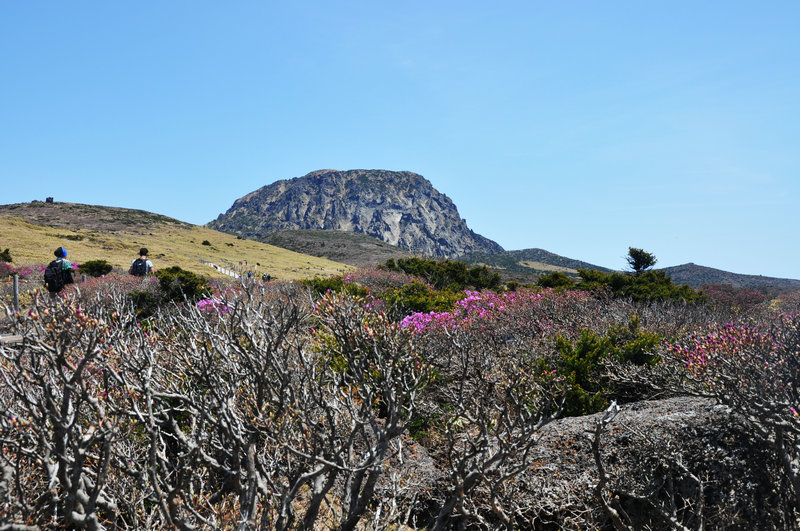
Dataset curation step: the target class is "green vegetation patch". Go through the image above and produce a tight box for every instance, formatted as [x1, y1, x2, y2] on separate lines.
[543, 314, 662, 417]
[78, 259, 113, 277]
[380, 257, 500, 292]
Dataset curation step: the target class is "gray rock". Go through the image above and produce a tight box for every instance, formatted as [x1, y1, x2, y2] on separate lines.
[208, 169, 504, 258]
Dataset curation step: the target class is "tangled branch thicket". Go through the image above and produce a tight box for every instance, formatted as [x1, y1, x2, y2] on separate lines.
[1, 277, 800, 529]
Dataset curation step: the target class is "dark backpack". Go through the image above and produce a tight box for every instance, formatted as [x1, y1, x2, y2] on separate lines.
[44, 259, 65, 292]
[130, 258, 148, 276]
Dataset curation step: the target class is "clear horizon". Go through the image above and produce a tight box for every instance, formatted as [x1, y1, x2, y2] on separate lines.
[2, 2, 798, 278]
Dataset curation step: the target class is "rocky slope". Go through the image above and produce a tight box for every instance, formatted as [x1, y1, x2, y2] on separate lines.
[208, 169, 504, 258]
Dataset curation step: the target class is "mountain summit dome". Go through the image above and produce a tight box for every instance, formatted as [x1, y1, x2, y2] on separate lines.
[207, 169, 503, 258]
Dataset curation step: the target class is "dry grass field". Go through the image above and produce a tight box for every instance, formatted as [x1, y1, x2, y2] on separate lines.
[515, 260, 576, 274]
[0, 202, 352, 280]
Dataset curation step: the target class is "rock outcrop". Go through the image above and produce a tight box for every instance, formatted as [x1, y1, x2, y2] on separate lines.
[208, 169, 503, 258]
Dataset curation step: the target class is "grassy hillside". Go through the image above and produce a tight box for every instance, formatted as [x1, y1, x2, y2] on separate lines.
[260, 229, 417, 267]
[0, 202, 351, 280]
[460, 248, 614, 284]
[662, 263, 800, 291]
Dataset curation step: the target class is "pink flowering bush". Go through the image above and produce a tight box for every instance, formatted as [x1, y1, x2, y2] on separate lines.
[3, 272, 800, 528]
[403, 288, 689, 418]
[663, 313, 800, 511]
[401, 287, 624, 347]
[196, 297, 231, 314]
[773, 291, 800, 315]
[0, 263, 50, 305]
[0, 262, 14, 278]
[3, 263, 46, 280]
[668, 322, 772, 371]
[15, 266, 35, 278]
[700, 283, 768, 315]
[666, 317, 800, 416]
[75, 272, 160, 303]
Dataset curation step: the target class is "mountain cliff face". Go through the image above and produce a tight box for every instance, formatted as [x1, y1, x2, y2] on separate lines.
[208, 169, 504, 258]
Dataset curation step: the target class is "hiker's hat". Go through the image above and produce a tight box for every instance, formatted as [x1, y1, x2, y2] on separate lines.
[54, 246, 67, 258]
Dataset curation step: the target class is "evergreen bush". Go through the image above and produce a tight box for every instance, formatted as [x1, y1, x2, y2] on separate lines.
[575, 268, 705, 303]
[155, 266, 211, 302]
[380, 257, 500, 291]
[301, 276, 368, 298]
[543, 314, 663, 417]
[536, 271, 575, 289]
[129, 289, 158, 319]
[78, 259, 113, 277]
[381, 280, 464, 316]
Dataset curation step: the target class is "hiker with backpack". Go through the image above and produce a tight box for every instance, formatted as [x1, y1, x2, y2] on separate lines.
[44, 246, 75, 299]
[129, 248, 155, 276]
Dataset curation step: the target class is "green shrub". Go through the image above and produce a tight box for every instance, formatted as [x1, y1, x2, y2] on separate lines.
[543, 314, 662, 417]
[408, 415, 433, 441]
[536, 271, 575, 289]
[550, 331, 610, 417]
[129, 290, 158, 319]
[78, 259, 113, 277]
[380, 280, 464, 316]
[301, 276, 368, 298]
[626, 247, 657, 274]
[575, 268, 705, 303]
[0, 248, 11, 262]
[155, 266, 211, 302]
[380, 257, 500, 291]
[201, 240, 211, 246]
[606, 313, 661, 366]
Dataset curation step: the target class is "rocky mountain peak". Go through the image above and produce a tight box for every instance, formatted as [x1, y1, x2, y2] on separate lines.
[208, 169, 503, 258]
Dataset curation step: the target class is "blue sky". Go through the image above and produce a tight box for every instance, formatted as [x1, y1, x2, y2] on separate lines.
[2, 2, 798, 278]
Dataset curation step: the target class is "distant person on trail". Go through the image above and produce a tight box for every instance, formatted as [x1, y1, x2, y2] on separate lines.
[44, 246, 75, 299]
[129, 248, 155, 276]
